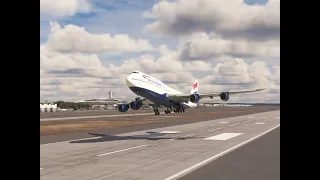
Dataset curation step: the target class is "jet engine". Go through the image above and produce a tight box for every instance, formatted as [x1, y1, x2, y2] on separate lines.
[129, 100, 143, 110]
[117, 104, 130, 112]
[189, 94, 200, 103]
[219, 92, 229, 101]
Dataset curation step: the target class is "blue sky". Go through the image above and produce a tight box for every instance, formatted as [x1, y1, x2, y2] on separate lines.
[40, 0, 179, 67]
[40, 0, 273, 66]
[40, 0, 172, 44]
[40, 0, 280, 102]
[40, 0, 272, 45]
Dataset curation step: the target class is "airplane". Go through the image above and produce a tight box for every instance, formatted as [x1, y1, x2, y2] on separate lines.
[117, 70, 265, 116]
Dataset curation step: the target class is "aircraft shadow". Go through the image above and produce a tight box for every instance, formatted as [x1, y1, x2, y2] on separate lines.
[69, 132, 197, 143]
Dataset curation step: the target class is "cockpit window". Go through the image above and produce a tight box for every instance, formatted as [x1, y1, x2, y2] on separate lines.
[132, 71, 139, 73]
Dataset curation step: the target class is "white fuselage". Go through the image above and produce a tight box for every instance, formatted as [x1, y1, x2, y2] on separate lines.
[126, 71, 198, 108]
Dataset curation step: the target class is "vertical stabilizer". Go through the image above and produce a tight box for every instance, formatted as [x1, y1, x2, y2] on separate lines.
[190, 80, 198, 94]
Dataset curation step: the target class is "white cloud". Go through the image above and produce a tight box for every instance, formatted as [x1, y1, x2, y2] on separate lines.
[143, 0, 280, 40]
[198, 58, 279, 94]
[40, 45, 112, 78]
[45, 22, 153, 54]
[269, 65, 280, 85]
[40, 0, 279, 103]
[196, 58, 279, 103]
[184, 60, 213, 72]
[178, 32, 280, 60]
[40, 0, 92, 18]
[150, 71, 195, 84]
[41, 46, 279, 103]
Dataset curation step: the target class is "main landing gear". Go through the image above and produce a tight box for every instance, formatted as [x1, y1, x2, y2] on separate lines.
[173, 106, 185, 113]
[165, 109, 171, 114]
[154, 108, 160, 115]
[154, 106, 185, 116]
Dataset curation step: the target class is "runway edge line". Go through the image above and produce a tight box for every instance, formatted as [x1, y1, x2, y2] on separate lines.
[163, 124, 280, 180]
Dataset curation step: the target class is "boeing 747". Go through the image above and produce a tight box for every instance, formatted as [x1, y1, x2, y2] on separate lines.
[117, 71, 265, 115]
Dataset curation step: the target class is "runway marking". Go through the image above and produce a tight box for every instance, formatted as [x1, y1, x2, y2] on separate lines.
[170, 134, 195, 140]
[255, 114, 279, 121]
[41, 111, 280, 145]
[255, 122, 265, 125]
[229, 123, 239, 127]
[218, 121, 228, 124]
[96, 144, 147, 157]
[204, 133, 242, 140]
[177, 134, 195, 139]
[181, 134, 195, 137]
[159, 131, 180, 134]
[243, 114, 278, 124]
[164, 124, 280, 180]
[208, 127, 223, 132]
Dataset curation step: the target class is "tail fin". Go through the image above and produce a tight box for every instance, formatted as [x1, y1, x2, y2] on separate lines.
[190, 80, 198, 94]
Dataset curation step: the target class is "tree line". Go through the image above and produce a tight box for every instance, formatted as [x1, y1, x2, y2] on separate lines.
[54, 101, 90, 110]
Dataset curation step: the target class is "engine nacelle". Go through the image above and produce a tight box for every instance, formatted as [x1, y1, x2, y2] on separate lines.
[189, 94, 200, 103]
[219, 92, 230, 101]
[129, 101, 142, 110]
[117, 104, 130, 112]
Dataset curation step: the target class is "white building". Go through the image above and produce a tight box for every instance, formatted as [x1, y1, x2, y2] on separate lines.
[40, 103, 57, 112]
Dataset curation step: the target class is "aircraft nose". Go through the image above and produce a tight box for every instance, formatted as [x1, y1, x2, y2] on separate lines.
[126, 74, 134, 87]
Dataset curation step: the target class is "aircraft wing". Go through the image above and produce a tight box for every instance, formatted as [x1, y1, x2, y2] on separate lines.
[166, 88, 265, 103]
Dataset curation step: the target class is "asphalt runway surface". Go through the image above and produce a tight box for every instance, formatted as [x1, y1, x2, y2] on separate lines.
[40, 106, 279, 144]
[40, 109, 153, 120]
[179, 126, 280, 180]
[40, 106, 279, 121]
[40, 109, 280, 180]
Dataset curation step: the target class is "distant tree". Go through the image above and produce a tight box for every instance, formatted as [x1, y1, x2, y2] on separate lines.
[56, 101, 65, 108]
[53, 101, 91, 110]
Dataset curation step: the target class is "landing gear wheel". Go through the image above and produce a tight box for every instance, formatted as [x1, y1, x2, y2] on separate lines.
[154, 108, 160, 115]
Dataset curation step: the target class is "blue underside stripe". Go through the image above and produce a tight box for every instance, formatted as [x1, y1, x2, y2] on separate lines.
[129, 86, 190, 108]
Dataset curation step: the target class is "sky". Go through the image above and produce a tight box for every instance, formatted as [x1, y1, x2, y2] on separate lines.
[40, 0, 280, 103]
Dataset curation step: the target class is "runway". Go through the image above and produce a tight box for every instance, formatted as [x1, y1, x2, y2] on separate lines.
[179, 126, 280, 180]
[40, 106, 279, 144]
[40, 109, 153, 120]
[40, 106, 279, 121]
[40, 112, 154, 121]
[40, 110, 280, 180]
